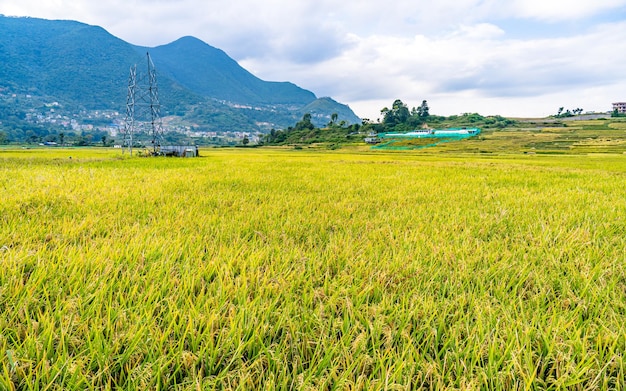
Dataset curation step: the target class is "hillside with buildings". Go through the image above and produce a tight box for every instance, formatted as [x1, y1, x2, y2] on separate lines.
[0, 15, 360, 144]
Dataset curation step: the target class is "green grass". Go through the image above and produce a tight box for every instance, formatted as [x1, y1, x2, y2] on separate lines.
[1, 148, 626, 389]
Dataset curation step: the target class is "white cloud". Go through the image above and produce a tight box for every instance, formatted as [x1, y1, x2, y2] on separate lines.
[510, 0, 626, 21]
[240, 19, 626, 118]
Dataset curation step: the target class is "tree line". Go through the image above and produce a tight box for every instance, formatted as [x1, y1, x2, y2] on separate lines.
[262, 98, 517, 145]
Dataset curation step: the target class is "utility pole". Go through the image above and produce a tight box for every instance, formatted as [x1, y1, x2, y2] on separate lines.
[122, 52, 163, 155]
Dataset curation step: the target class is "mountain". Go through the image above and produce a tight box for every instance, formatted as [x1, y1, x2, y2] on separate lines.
[144, 36, 316, 106]
[0, 16, 141, 108]
[0, 15, 361, 138]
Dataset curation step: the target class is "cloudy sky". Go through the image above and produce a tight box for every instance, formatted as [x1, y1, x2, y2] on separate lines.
[3, 0, 626, 120]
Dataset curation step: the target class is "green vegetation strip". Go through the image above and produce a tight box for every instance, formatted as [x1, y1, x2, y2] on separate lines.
[1, 148, 626, 389]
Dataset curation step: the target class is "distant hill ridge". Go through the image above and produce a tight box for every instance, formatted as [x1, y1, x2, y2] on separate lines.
[145, 36, 316, 105]
[0, 15, 360, 131]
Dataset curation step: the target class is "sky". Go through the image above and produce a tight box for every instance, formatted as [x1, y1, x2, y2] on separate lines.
[3, 0, 626, 120]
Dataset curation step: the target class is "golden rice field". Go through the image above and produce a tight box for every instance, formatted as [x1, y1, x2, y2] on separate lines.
[1, 147, 626, 389]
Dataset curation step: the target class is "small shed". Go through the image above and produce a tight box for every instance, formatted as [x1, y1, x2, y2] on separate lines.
[160, 145, 199, 157]
[364, 137, 380, 144]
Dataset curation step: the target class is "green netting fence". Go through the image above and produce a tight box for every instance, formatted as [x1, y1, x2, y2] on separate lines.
[371, 128, 481, 150]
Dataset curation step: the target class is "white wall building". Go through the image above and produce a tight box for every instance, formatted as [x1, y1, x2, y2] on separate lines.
[612, 102, 626, 114]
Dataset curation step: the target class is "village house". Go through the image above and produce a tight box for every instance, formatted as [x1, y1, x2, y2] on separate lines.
[613, 102, 626, 114]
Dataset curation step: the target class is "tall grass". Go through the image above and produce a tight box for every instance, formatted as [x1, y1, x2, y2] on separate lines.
[1, 148, 626, 389]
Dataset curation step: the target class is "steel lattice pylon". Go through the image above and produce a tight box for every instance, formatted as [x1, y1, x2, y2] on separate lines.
[122, 52, 163, 155]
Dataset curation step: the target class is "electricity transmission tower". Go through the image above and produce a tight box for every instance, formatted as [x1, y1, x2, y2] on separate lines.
[122, 52, 163, 155]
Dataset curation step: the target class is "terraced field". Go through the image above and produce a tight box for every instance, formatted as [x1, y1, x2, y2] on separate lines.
[381, 118, 626, 155]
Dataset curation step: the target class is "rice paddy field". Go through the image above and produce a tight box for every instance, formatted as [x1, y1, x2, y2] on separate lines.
[1, 146, 626, 389]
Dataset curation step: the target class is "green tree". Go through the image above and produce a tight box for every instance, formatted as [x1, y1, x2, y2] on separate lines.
[417, 100, 429, 118]
[392, 99, 409, 123]
[74, 136, 89, 146]
[294, 113, 314, 131]
[382, 100, 409, 128]
[380, 107, 389, 123]
[330, 112, 338, 126]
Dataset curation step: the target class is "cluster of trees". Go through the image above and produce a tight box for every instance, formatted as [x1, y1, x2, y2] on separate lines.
[379, 99, 430, 131]
[555, 107, 584, 118]
[262, 112, 361, 145]
[261, 98, 518, 146]
[368, 99, 515, 134]
[0, 127, 113, 146]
